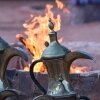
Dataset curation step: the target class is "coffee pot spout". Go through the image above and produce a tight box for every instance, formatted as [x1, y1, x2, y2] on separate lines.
[65, 51, 93, 74]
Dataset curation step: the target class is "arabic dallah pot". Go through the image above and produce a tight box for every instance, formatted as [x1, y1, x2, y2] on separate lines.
[30, 19, 92, 100]
[0, 37, 28, 99]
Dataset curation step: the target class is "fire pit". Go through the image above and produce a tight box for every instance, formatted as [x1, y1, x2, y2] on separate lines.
[6, 69, 100, 100]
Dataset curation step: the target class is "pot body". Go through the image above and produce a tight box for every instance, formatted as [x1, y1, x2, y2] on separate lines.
[30, 19, 91, 100]
[43, 58, 75, 97]
[0, 37, 28, 99]
[33, 95, 90, 100]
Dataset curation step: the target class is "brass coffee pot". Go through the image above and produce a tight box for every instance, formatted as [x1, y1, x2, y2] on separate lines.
[30, 19, 92, 100]
[0, 37, 28, 99]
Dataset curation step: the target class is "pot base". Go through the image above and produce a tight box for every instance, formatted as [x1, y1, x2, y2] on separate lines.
[33, 95, 76, 100]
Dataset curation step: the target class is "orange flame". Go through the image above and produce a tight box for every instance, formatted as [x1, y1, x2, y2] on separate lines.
[56, 0, 64, 9]
[23, 64, 90, 74]
[55, 0, 70, 14]
[16, 0, 68, 72]
[70, 65, 90, 74]
[16, 1, 89, 74]
[23, 66, 30, 71]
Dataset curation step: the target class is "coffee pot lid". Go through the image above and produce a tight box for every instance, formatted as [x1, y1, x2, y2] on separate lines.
[42, 19, 70, 59]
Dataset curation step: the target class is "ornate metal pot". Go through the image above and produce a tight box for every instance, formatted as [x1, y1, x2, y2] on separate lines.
[0, 37, 28, 99]
[30, 19, 93, 100]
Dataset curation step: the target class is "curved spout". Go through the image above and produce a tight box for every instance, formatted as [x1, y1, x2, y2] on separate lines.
[0, 47, 28, 81]
[0, 89, 21, 100]
[65, 51, 93, 75]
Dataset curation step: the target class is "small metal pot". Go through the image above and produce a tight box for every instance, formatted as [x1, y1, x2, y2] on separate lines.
[0, 37, 28, 99]
[30, 19, 93, 100]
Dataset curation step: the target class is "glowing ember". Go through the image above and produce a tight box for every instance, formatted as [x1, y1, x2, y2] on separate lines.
[23, 64, 90, 74]
[23, 66, 29, 72]
[16, 0, 89, 74]
[70, 65, 91, 74]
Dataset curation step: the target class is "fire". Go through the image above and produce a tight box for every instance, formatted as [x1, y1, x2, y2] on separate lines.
[21, 64, 90, 74]
[16, 0, 89, 74]
[55, 0, 70, 14]
[23, 66, 29, 71]
[16, 0, 68, 72]
[70, 65, 90, 74]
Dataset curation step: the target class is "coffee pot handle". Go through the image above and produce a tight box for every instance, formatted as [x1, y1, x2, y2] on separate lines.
[30, 59, 47, 94]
